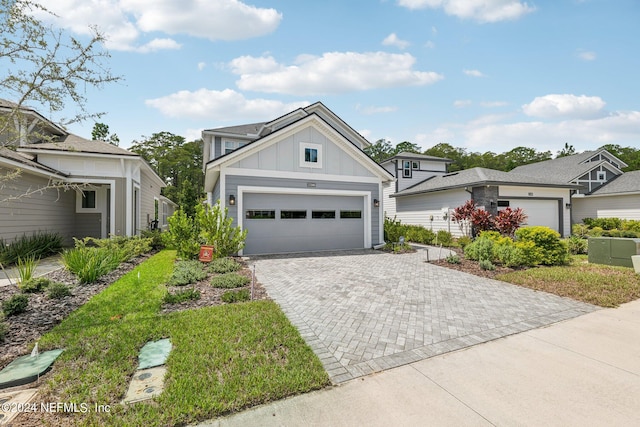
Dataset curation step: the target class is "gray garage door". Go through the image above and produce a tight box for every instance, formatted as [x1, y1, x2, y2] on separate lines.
[243, 193, 365, 255]
[499, 199, 560, 233]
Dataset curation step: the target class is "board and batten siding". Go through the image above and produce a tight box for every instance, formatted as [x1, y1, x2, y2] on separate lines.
[224, 174, 382, 246]
[382, 184, 397, 219]
[394, 189, 470, 237]
[0, 167, 77, 245]
[572, 194, 640, 222]
[227, 127, 375, 179]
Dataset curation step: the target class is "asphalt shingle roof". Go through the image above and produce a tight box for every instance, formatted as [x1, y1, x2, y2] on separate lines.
[204, 122, 266, 136]
[394, 167, 577, 197]
[381, 151, 452, 164]
[510, 150, 624, 182]
[22, 134, 138, 156]
[0, 147, 67, 176]
[588, 170, 640, 195]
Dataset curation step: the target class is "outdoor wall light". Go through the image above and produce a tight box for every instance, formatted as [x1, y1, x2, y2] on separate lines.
[442, 213, 448, 221]
[373, 199, 380, 208]
[490, 200, 496, 208]
[565, 203, 572, 209]
[229, 194, 236, 206]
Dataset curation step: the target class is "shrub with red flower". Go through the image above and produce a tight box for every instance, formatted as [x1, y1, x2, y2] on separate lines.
[494, 207, 527, 237]
[470, 208, 495, 233]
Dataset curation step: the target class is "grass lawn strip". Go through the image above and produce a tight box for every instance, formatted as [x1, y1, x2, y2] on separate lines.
[30, 250, 329, 426]
[497, 259, 640, 308]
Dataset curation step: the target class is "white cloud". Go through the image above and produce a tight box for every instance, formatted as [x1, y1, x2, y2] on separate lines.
[185, 128, 204, 142]
[424, 41, 436, 48]
[382, 33, 410, 49]
[522, 94, 606, 119]
[32, 0, 282, 51]
[454, 99, 472, 108]
[397, 0, 535, 23]
[145, 89, 309, 121]
[356, 105, 399, 114]
[136, 38, 182, 53]
[197, 62, 207, 71]
[231, 52, 443, 95]
[464, 69, 486, 77]
[577, 50, 597, 61]
[480, 101, 508, 107]
[415, 110, 640, 154]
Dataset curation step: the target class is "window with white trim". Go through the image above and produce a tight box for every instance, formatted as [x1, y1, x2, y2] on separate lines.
[402, 161, 412, 178]
[597, 171, 606, 181]
[299, 143, 322, 168]
[224, 140, 247, 154]
[412, 161, 419, 170]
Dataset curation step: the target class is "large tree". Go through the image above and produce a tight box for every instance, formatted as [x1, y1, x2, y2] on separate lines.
[91, 122, 120, 146]
[423, 143, 468, 171]
[363, 138, 394, 163]
[130, 132, 204, 215]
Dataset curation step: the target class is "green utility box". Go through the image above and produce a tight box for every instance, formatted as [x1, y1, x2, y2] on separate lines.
[588, 237, 640, 268]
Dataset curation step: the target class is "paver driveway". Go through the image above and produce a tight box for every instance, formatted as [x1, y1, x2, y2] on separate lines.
[250, 248, 598, 383]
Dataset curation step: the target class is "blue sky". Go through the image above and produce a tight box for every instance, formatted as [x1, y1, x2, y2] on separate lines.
[33, 0, 639, 154]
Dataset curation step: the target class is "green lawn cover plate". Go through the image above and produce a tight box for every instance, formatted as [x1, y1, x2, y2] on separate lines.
[0, 349, 64, 389]
[137, 338, 172, 370]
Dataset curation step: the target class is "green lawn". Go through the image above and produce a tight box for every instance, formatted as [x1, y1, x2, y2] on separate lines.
[497, 257, 640, 308]
[36, 250, 329, 426]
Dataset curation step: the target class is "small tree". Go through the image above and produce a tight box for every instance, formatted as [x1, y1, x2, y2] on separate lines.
[452, 200, 476, 237]
[196, 202, 247, 258]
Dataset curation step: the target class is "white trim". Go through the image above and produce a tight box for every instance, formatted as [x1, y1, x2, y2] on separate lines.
[378, 181, 384, 244]
[219, 170, 226, 210]
[18, 148, 140, 161]
[0, 157, 66, 180]
[299, 142, 323, 169]
[65, 178, 116, 237]
[224, 167, 381, 184]
[133, 183, 141, 235]
[76, 189, 100, 212]
[236, 185, 371, 255]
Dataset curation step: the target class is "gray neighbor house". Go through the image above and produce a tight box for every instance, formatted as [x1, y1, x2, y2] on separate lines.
[0, 100, 176, 245]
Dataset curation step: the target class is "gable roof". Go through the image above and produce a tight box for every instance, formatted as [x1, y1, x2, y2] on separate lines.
[18, 133, 138, 157]
[381, 151, 452, 164]
[586, 170, 640, 196]
[511, 149, 626, 182]
[393, 167, 579, 197]
[205, 112, 393, 186]
[203, 122, 266, 137]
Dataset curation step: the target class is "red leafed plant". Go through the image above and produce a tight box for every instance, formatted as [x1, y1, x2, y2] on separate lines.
[452, 200, 476, 236]
[494, 207, 527, 237]
[470, 208, 495, 233]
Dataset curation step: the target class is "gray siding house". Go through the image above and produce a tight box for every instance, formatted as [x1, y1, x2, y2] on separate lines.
[511, 149, 639, 224]
[0, 100, 176, 245]
[203, 102, 394, 255]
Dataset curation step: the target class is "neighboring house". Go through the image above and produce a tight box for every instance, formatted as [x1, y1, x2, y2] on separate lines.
[202, 102, 394, 255]
[390, 167, 579, 237]
[511, 149, 639, 223]
[380, 152, 452, 219]
[0, 100, 176, 245]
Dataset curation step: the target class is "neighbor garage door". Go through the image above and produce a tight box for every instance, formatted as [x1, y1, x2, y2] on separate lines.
[500, 199, 559, 232]
[243, 193, 365, 255]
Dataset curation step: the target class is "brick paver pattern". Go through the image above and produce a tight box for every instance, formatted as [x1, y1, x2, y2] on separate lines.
[250, 248, 598, 383]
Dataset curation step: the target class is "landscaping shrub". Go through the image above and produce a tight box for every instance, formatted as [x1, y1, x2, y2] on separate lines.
[209, 257, 241, 274]
[445, 254, 461, 264]
[0, 231, 63, 266]
[452, 200, 476, 237]
[515, 226, 569, 266]
[62, 246, 124, 283]
[435, 230, 455, 247]
[589, 226, 604, 237]
[494, 243, 529, 267]
[163, 288, 201, 304]
[169, 260, 208, 286]
[221, 289, 250, 303]
[76, 236, 153, 261]
[3, 294, 29, 316]
[470, 208, 495, 234]
[572, 223, 590, 238]
[16, 254, 39, 285]
[141, 229, 165, 250]
[583, 217, 621, 230]
[404, 225, 435, 244]
[567, 236, 588, 255]
[165, 208, 200, 259]
[479, 259, 496, 271]
[384, 216, 405, 243]
[464, 236, 495, 262]
[494, 207, 527, 237]
[210, 273, 250, 289]
[47, 282, 72, 299]
[19, 277, 51, 293]
[0, 314, 7, 342]
[456, 235, 473, 249]
[197, 202, 248, 258]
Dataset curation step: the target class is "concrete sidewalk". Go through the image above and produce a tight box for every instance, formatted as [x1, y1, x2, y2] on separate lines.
[0, 255, 63, 287]
[203, 299, 640, 427]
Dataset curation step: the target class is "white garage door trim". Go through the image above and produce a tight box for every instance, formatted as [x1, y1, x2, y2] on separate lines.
[237, 185, 371, 255]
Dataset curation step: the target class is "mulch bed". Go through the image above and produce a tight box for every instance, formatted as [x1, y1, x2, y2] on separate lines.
[429, 247, 522, 279]
[0, 253, 269, 371]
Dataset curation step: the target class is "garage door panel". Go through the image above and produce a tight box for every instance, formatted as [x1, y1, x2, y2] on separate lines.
[243, 193, 365, 255]
[500, 199, 559, 232]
